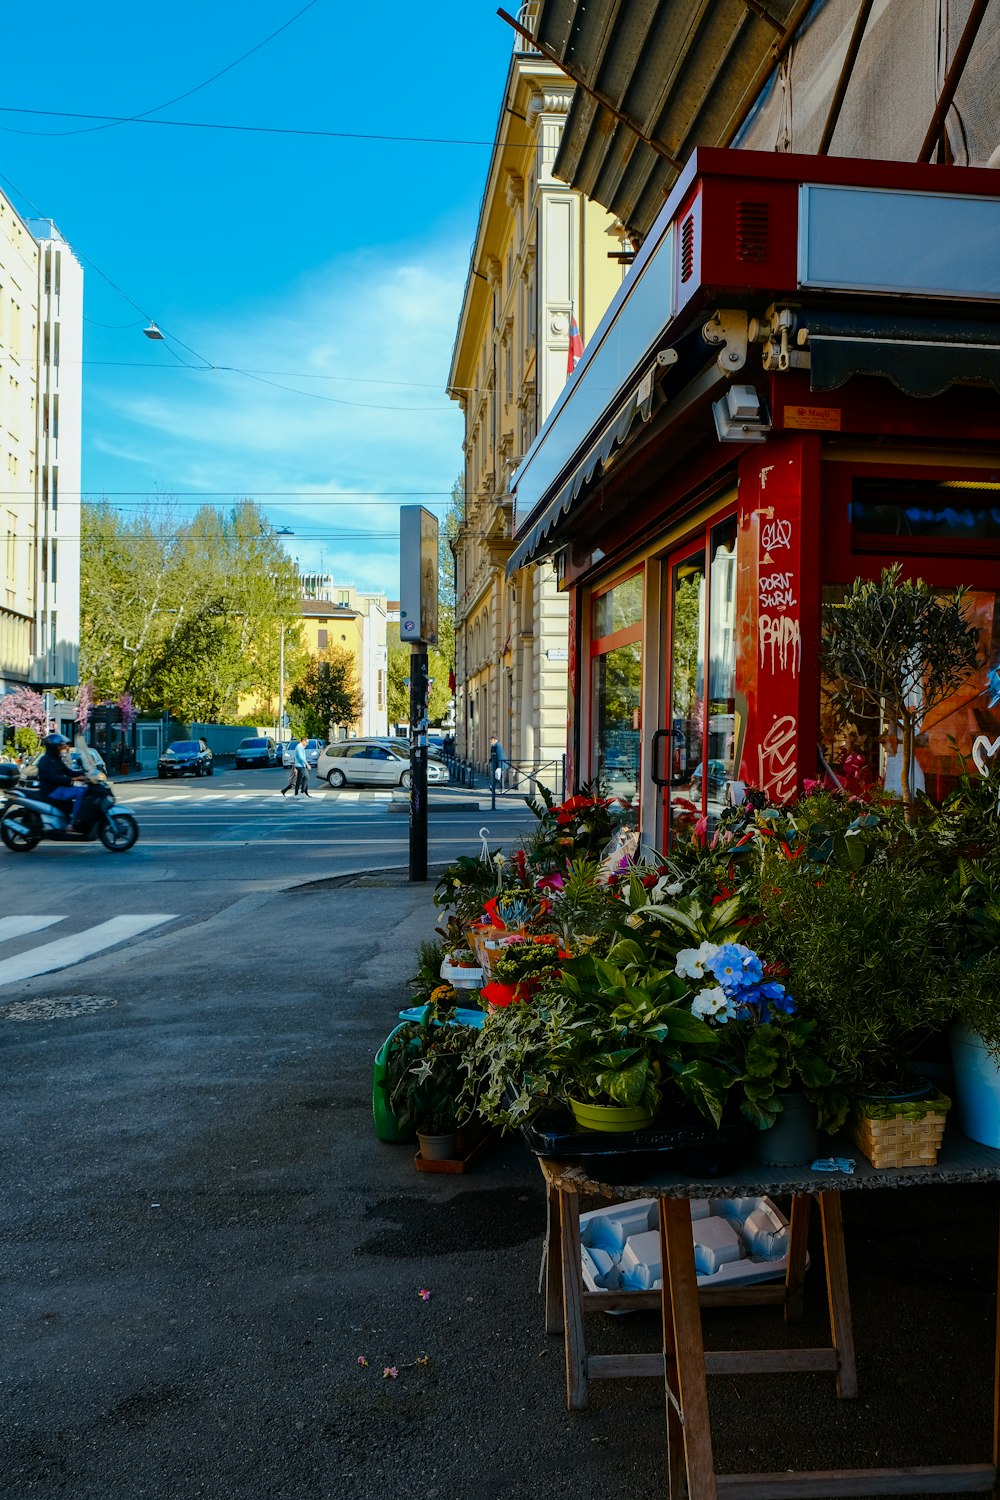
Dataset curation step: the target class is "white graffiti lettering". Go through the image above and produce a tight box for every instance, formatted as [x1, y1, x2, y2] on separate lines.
[760, 590, 797, 609]
[758, 714, 797, 802]
[759, 613, 802, 677]
[761, 518, 792, 553]
[972, 734, 1000, 777]
[759, 572, 794, 593]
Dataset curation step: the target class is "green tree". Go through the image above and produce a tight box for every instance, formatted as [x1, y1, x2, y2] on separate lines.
[386, 624, 451, 726]
[289, 643, 363, 739]
[80, 498, 299, 721]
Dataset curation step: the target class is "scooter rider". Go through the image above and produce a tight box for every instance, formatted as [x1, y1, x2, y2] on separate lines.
[37, 733, 88, 829]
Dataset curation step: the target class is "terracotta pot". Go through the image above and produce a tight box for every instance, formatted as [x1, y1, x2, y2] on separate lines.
[417, 1130, 460, 1161]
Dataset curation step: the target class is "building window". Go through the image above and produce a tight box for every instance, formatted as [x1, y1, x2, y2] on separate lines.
[317, 629, 328, 649]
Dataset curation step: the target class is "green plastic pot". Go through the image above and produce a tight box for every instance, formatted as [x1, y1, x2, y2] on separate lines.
[568, 1097, 654, 1134]
[372, 1022, 418, 1143]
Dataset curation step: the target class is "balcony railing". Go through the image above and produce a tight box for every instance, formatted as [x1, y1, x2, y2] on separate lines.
[514, 1, 541, 53]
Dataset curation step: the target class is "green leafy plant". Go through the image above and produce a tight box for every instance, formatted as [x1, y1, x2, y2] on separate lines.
[464, 953, 720, 1128]
[751, 847, 958, 1093]
[388, 1011, 481, 1136]
[407, 938, 449, 1007]
[523, 781, 636, 873]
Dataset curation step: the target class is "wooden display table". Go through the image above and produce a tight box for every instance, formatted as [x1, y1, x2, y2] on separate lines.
[538, 1135, 1000, 1497]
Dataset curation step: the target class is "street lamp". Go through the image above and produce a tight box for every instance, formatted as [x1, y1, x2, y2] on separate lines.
[274, 533, 295, 741]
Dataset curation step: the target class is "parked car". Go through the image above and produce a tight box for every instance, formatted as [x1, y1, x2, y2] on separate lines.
[235, 736, 279, 769]
[372, 735, 446, 764]
[157, 739, 214, 779]
[316, 739, 449, 789]
[19, 746, 107, 786]
[282, 738, 323, 769]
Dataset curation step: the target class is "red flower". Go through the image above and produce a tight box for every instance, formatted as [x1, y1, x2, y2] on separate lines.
[481, 980, 528, 1008]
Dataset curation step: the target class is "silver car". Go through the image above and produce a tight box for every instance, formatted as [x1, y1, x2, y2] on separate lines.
[282, 738, 323, 768]
[317, 739, 449, 789]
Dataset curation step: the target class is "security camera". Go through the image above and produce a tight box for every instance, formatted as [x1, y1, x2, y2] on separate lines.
[655, 349, 678, 368]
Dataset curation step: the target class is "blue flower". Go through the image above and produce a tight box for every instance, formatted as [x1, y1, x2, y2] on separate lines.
[707, 943, 762, 991]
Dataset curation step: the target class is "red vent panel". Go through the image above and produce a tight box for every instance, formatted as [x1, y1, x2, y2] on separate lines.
[736, 200, 769, 262]
[680, 215, 695, 282]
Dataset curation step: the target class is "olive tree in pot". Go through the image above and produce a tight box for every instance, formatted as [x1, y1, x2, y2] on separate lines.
[821, 564, 979, 823]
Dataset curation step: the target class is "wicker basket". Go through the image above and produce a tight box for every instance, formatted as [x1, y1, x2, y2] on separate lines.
[847, 1090, 951, 1169]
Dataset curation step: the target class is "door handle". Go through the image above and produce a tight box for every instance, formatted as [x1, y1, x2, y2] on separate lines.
[650, 728, 670, 788]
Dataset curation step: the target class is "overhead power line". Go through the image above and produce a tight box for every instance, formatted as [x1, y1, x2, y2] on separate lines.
[0, 105, 499, 147]
[1, 0, 323, 139]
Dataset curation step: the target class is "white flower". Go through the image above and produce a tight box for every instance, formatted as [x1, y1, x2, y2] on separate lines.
[652, 876, 684, 900]
[675, 941, 717, 980]
[493, 853, 506, 866]
[691, 986, 729, 1020]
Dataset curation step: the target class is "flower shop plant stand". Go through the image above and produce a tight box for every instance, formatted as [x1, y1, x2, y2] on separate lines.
[539, 1142, 1000, 1498]
[538, 1159, 837, 1412]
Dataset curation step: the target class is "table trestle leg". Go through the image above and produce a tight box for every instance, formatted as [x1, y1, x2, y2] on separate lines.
[818, 1191, 858, 1400]
[661, 1195, 719, 1499]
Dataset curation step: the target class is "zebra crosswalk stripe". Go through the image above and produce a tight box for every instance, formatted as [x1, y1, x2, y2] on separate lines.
[0, 914, 177, 987]
[0, 915, 65, 943]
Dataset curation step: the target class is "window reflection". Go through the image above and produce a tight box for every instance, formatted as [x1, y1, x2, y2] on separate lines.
[706, 517, 738, 828]
[819, 585, 1000, 802]
[593, 641, 642, 796]
[668, 550, 706, 842]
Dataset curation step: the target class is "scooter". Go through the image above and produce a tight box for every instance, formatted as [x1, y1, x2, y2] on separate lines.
[0, 748, 139, 855]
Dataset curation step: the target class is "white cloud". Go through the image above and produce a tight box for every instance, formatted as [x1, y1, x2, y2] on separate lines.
[86, 236, 467, 591]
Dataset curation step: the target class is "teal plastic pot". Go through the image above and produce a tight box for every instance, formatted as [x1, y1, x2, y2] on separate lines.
[950, 1024, 1000, 1148]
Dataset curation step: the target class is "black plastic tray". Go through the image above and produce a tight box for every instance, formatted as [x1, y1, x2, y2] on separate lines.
[522, 1107, 752, 1181]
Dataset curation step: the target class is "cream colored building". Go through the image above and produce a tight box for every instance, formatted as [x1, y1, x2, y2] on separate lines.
[298, 578, 388, 739]
[447, 8, 625, 783]
[0, 196, 82, 698]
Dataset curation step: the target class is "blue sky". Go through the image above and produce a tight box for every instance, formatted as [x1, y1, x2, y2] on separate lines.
[1, 1, 514, 590]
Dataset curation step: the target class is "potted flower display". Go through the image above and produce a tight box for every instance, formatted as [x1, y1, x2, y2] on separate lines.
[388, 1007, 483, 1162]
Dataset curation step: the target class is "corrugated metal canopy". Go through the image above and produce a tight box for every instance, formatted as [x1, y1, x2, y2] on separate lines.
[530, 0, 805, 240]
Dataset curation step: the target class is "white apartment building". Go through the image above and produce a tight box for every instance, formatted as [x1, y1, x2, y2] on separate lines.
[0, 195, 82, 698]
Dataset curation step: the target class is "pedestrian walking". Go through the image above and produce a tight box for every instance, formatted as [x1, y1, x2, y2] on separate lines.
[279, 746, 298, 796]
[489, 736, 506, 793]
[293, 737, 311, 796]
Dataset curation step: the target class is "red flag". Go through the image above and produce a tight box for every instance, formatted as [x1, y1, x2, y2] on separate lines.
[566, 313, 584, 375]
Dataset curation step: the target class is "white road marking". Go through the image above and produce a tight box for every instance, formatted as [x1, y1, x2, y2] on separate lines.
[0, 915, 65, 942]
[0, 914, 177, 987]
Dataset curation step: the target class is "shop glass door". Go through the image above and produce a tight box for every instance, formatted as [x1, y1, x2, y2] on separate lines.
[659, 514, 737, 848]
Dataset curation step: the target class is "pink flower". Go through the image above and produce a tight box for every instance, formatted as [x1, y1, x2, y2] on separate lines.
[418, 1288, 431, 1301]
[383, 1366, 399, 1379]
[357, 1356, 368, 1367]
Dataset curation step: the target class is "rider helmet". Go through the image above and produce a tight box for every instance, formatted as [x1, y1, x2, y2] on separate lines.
[43, 733, 69, 748]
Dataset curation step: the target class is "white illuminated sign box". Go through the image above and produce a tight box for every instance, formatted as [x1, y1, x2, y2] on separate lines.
[798, 183, 1000, 301]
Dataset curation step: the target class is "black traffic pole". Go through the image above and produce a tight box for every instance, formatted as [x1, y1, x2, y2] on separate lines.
[408, 645, 429, 881]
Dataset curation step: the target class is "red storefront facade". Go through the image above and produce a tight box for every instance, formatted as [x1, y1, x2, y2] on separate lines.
[508, 149, 1000, 851]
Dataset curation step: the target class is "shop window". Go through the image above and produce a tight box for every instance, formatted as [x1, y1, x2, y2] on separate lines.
[851, 476, 1000, 557]
[590, 571, 643, 798]
[819, 583, 1000, 804]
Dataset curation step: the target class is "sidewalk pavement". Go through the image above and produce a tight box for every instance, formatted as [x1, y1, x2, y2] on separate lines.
[3, 873, 997, 1499]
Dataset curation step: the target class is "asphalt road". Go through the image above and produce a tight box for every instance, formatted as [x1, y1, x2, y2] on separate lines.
[0, 766, 536, 989]
[2, 769, 998, 1499]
